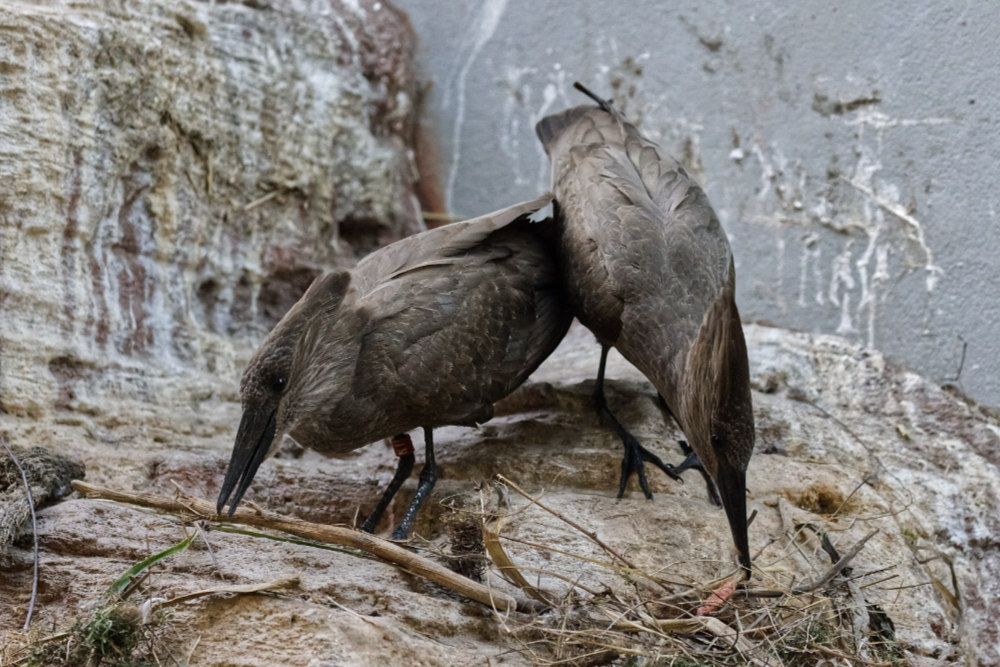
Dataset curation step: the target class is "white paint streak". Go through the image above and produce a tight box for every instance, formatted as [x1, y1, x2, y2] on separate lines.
[844, 109, 954, 129]
[812, 244, 825, 306]
[775, 234, 786, 312]
[841, 176, 944, 291]
[534, 81, 562, 188]
[444, 0, 508, 212]
[752, 143, 775, 201]
[853, 208, 881, 347]
[830, 240, 857, 335]
[797, 233, 821, 307]
[752, 95, 946, 351]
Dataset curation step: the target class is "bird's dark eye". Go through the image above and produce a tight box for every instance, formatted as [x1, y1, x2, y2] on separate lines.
[711, 434, 721, 448]
[273, 376, 287, 391]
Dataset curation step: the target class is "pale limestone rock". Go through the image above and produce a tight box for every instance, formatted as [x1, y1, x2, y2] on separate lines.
[1, 323, 997, 664]
[0, 0, 422, 418]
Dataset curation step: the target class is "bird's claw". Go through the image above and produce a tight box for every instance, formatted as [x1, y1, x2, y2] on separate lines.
[674, 440, 722, 506]
[618, 435, 684, 499]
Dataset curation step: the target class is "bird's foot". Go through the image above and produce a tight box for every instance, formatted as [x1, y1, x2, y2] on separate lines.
[618, 435, 684, 500]
[674, 441, 722, 506]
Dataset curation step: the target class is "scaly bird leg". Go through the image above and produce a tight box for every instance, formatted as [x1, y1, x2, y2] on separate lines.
[594, 345, 682, 499]
[656, 395, 723, 507]
[674, 440, 722, 507]
[360, 434, 416, 533]
[391, 426, 438, 540]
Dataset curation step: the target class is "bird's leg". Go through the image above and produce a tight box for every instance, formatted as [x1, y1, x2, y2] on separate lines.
[673, 440, 722, 507]
[655, 395, 722, 507]
[360, 434, 416, 533]
[593, 345, 682, 499]
[391, 426, 438, 540]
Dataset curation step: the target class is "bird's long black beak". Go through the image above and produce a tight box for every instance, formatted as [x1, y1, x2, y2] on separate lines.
[714, 459, 751, 579]
[216, 406, 277, 516]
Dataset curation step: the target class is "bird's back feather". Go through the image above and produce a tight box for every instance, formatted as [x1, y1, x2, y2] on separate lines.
[537, 104, 733, 414]
[282, 194, 571, 452]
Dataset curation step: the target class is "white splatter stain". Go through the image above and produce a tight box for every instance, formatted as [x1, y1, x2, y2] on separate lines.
[444, 0, 509, 212]
[752, 143, 777, 202]
[830, 239, 857, 335]
[841, 176, 943, 292]
[845, 109, 953, 130]
[774, 234, 786, 312]
[752, 100, 948, 351]
[797, 232, 822, 307]
[495, 66, 572, 195]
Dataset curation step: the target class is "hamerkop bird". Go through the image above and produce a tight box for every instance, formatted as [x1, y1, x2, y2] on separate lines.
[536, 84, 754, 575]
[216, 194, 572, 539]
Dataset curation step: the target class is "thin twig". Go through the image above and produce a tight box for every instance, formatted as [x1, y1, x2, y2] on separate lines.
[829, 476, 869, 519]
[946, 334, 967, 383]
[241, 189, 280, 212]
[499, 534, 618, 569]
[877, 581, 933, 592]
[791, 529, 879, 594]
[483, 515, 557, 605]
[736, 588, 789, 599]
[185, 635, 202, 664]
[857, 573, 901, 590]
[192, 521, 225, 581]
[323, 595, 380, 626]
[844, 563, 898, 583]
[500, 563, 602, 597]
[158, 575, 299, 608]
[495, 474, 636, 570]
[796, 397, 915, 517]
[2, 438, 39, 631]
[71, 480, 532, 613]
[610, 614, 772, 665]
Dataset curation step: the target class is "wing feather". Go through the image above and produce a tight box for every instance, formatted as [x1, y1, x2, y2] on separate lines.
[538, 103, 733, 399]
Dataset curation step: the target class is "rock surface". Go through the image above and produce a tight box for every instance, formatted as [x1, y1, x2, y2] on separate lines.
[1, 323, 998, 665]
[0, 0, 422, 418]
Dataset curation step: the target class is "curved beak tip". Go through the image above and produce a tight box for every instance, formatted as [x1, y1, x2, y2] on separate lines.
[738, 551, 752, 580]
[217, 406, 278, 518]
[714, 463, 751, 579]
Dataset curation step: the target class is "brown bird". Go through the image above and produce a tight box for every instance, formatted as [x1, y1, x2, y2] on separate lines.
[216, 194, 572, 538]
[536, 84, 754, 575]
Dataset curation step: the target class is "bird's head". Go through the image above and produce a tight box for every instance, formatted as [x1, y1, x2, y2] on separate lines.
[706, 386, 755, 578]
[216, 270, 352, 516]
[684, 267, 755, 578]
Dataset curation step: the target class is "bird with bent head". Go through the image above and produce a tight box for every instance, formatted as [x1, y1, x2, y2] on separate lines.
[536, 84, 755, 577]
[216, 193, 572, 539]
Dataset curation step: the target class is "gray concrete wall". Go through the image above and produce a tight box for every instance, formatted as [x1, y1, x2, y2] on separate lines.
[397, 0, 1000, 408]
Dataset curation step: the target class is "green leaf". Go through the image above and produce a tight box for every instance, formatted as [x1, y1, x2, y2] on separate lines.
[107, 531, 196, 596]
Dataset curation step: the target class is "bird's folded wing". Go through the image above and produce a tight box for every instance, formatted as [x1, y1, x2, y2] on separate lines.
[352, 193, 553, 293]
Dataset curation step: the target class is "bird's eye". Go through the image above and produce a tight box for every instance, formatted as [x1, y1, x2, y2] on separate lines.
[273, 376, 287, 391]
[711, 434, 721, 448]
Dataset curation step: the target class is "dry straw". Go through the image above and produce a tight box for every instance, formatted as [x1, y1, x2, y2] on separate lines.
[61, 476, 908, 666]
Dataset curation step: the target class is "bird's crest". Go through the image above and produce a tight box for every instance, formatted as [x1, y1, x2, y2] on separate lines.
[572, 81, 615, 113]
